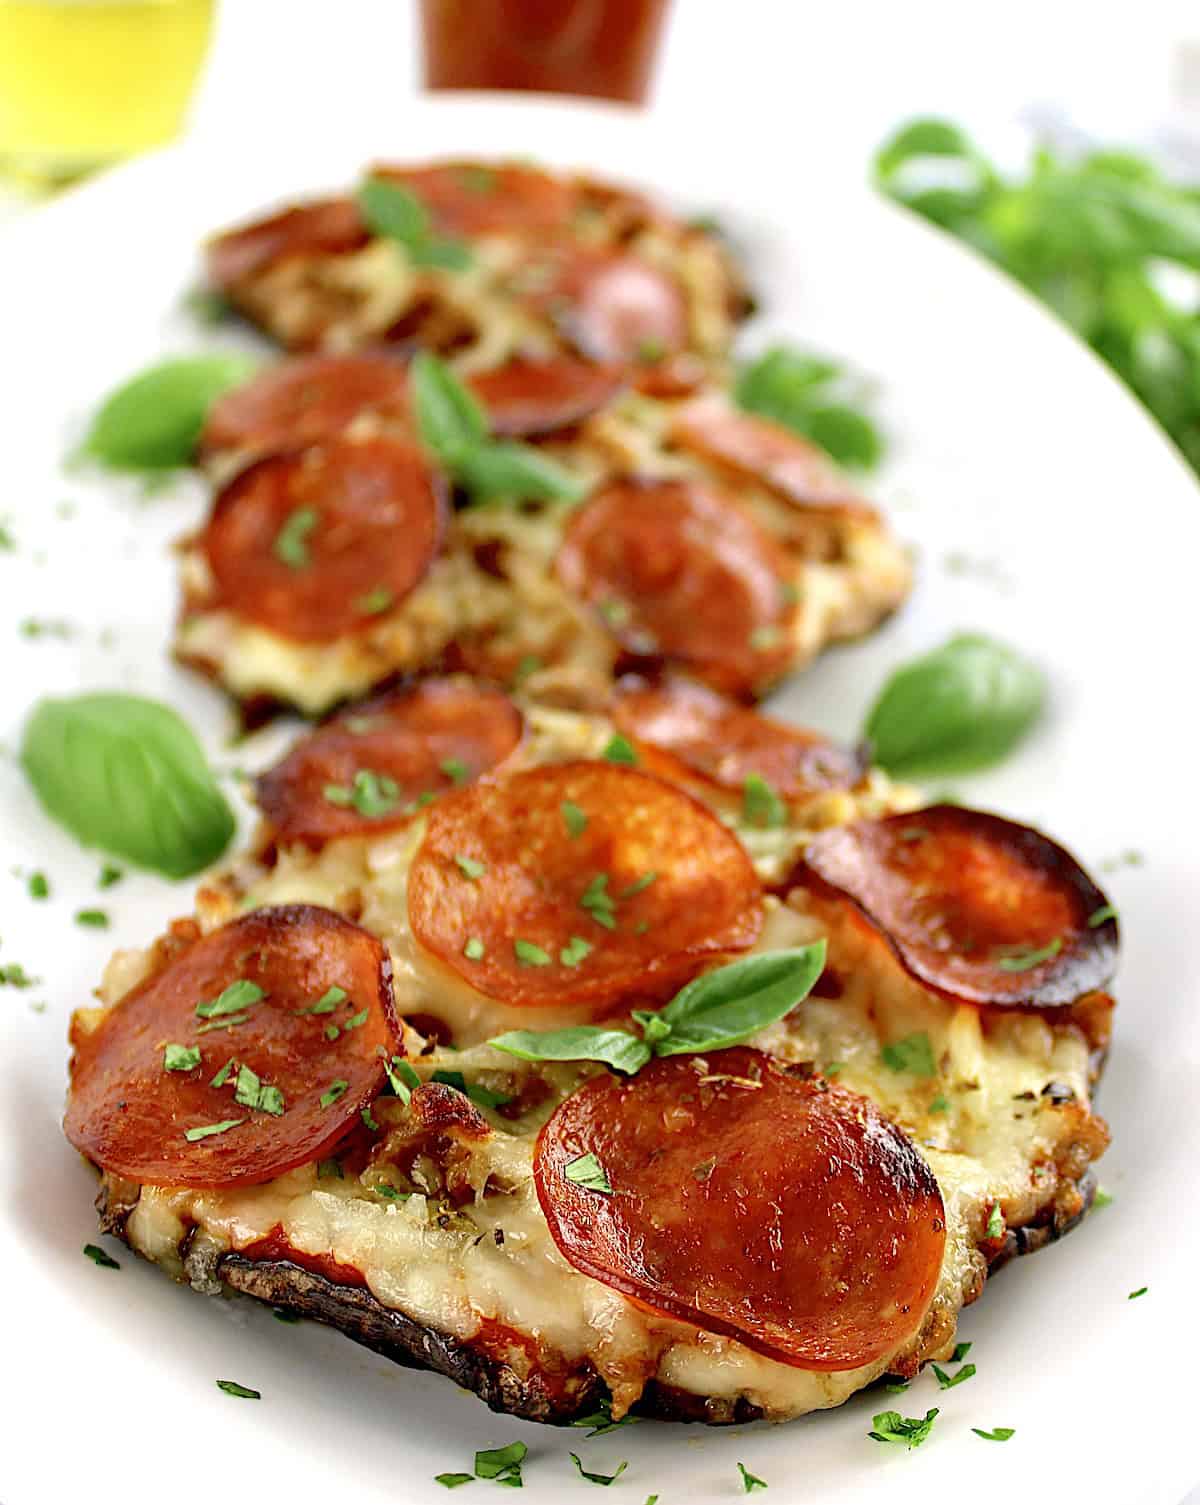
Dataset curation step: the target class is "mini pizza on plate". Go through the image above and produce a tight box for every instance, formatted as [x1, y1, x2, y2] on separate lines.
[175, 353, 910, 716]
[205, 159, 748, 376]
[67, 677, 1116, 1425]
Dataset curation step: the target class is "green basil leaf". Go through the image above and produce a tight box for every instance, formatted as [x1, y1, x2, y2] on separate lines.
[410, 351, 488, 467]
[488, 1026, 651, 1076]
[735, 345, 883, 471]
[874, 117, 979, 181]
[653, 944, 827, 1056]
[357, 177, 431, 243]
[411, 237, 474, 270]
[455, 441, 586, 504]
[20, 693, 235, 878]
[84, 354, 259, 471]
[864, 633, 1045, 778]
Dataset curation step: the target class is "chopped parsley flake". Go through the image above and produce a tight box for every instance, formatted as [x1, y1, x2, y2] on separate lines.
[299, 985, 347, 1015]
[1088, 903, 1117, 928]
[619, 871, 657, 898]
[27, 871, 49, 900]
[561, 800, 588, 837]
[75, 908, 109, 929]
[319, 1079, 349, 1109]
[1128, 1286, 1148, 1299]
[317, 1158, 344, 1180]
[272, 1307, 301, 1323]
[361, 1106, 379, 1131]
[434, 1475, 475, 1490]
[0, 962, 39, 988]
[273, 505, 319, 569]
[951, 1341, 972, 1363]
[184, 1118, 244, 1142]
[463, 936, 486, 961]
[986, 1203, 1004, 1239]
[209, 1058, 235, 1088]
[514, 938, 551, 966]
[440, 757, 469, 785]
[972, 1426, 1014, 1442]
[385, 1055, 421, 1103]
[216, 1380, 261, 1399]
[354, 586, 394, 615]
[98, 863, 124, 889]
[869, 1407, 939, 1448]
[233, 1063, 285, 1116]
[881, 1031, 937, 1077]
[344, 1006, 369, 1030]
[928, 1093, 951, 1114]
[323, 769, 400, 818]
[197, 979, 265, 1020]
[580, 872, 617, 930]
[454, 854, 487, 880]
[163, 1043, 201, 1072]
[995, 937, 1062, 972]
[473, 1442, 527, 1484]
[512, 654, 542, 686]
[564, 1151, 612, 1194]
[932, 1361, 976, 1389]
[742, 773, 788, 829]
[560, 935, 593, 968]
[601, 733, 637, 765]
[570, 1454, 628, 1486]
[1093, 1188, 1113, 1209]
[571, 1401, 638, 1438]
[83, 1242, 120, 1269]
[824, 1061, 844, 1078]
[737, 1461, 768, 1493]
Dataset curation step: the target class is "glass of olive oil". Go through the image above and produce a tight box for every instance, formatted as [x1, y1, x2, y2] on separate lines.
[0, 0, 215, 189]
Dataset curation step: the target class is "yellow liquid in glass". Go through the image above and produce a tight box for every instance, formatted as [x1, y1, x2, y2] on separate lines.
[0, 0, 214, 180]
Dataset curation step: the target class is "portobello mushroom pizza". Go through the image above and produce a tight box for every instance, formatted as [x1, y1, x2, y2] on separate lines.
[204, 159, 748, 379]
[174, 351, 911, 716]
[66, 677, 1117, 1426]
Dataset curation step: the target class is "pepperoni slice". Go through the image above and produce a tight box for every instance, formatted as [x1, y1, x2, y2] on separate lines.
[519, 247, 689, 363]
[370, 160, 576, 236]
[407, 761, 762, 1011]
[64, 905, 398, 1188]
[202, 436, 446, 643]
[802, 806, 1120, 1008]
[256, 680, 524, 848]
[671, 400, 878, 521]
[535, 1048, 946, 1370]
[612, 678, 865, 800]
[556, 478, 796, 697]
[200, 354, 411, 461]
[206, 197, 368, 290]
[467, 358, 626, 438]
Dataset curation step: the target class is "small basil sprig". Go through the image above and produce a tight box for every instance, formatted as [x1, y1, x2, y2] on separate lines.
[21, 693, 235, 878]
[83, 353, 259, 471]
[356, 177, 472, 270]
[735, 345, 883, 470]
[489, 944, 826, 1074]
[410, 352, 585, 505]
[864, 632, 1045, 778]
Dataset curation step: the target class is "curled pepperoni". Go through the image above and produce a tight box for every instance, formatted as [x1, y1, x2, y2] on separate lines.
[370, 160, 576, 236]
[535, 1049, 946, 1370]
[802, 806, 1120, 1008]
[407, 761, 762, 1011]
[202, 436, 446, 642]
[255, 679, 524, 848]
[467, 358, 626, 438]
[200, 354, 410, 461]
[64, 905, 399, 1188]
[612, 678, 865, 800]
[519, 247, 689, 363]
[206, 197, 368, 290]
[671, 400, 878, 521]
[556, 478, 796, 697]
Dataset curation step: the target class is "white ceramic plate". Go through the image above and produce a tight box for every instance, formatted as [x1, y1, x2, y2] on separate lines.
[1, 95, 1197, 1505]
